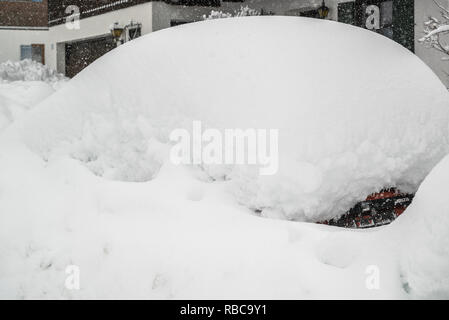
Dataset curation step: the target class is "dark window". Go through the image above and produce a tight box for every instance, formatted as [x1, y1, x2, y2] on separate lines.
[20, 45, 32, 60]
[31, 44, 45, 64]
[128, 25, 141, 40]
[299, 9, 320, 19]
[170, 20, 192, 27]
[338, 1, 355, 25]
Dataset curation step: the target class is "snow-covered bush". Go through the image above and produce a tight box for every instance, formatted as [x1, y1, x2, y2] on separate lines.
[0, 59, 66, 83]
[203, 6, 260, 20]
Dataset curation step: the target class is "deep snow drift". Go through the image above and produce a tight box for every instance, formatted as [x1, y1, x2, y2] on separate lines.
[0, 17, 448, 299]
[0, 59, 66, 83]
[393, 154, 449, 299]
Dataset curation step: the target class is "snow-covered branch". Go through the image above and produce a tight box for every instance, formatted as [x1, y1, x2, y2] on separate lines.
[420, 1, 449, 57]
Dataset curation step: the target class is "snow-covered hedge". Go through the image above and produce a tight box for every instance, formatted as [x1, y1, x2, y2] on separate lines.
[0, 60, 66, 83]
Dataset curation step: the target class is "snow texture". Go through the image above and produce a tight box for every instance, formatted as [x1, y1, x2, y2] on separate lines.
[18, 17, 449, 221]
[0, 61, 66, 133]
[393, 154, 449, 299]
[0, 17, 448, 299]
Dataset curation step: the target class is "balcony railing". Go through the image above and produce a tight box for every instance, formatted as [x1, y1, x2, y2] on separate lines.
[48, 0, 221, 26]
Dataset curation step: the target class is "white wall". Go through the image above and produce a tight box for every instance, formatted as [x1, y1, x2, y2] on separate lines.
[415, 0, 449, 88]
[46, 2, 153, 72]
[0, 28, 48, 63]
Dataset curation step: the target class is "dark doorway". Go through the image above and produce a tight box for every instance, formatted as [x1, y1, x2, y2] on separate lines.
[31, 44, 45, 65]
[65, 35, 115, 78]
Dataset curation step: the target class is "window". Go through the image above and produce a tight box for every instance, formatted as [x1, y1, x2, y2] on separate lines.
[299, 9, 320, 19]
[127, 25, 141, 41]
[20, 45, 32, 60]
[20, 44, 45, 64]
[338, 2, 355, 25]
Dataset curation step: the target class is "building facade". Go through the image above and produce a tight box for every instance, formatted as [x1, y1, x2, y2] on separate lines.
[0, 0, 448, 87]
[0, 0, 48, 64]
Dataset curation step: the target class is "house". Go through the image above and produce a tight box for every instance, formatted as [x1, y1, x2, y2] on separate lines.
[0, 0, 447, 87]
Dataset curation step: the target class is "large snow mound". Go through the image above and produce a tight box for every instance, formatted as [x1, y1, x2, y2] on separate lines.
[1, 17, 449, 299]
[391, 154, 449, 298]
[19, 17, 449, 221]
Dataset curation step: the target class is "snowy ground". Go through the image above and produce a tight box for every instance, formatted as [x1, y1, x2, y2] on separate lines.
[0, 153, 409, 299]
[0, 60, 67, 132]
[0, 17, 449, 299]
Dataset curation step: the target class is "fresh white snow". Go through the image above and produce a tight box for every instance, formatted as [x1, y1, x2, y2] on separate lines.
[393, 154, 449, 299]
[0, 60, 67, 133]
[0, 17, 448, 299]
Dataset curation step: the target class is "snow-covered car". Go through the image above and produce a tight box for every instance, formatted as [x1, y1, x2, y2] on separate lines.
[319, 188, 414, 228]
[1, 17, 449, 299]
